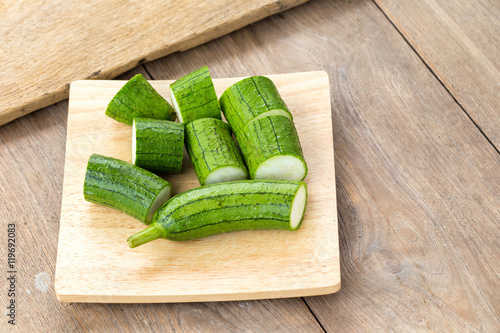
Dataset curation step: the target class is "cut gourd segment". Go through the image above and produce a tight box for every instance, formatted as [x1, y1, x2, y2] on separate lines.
[132, 118, 184, 174]
[105, 74, 176, 125]
[83, 154, 172, 225]
[169, 66, 221, 124]
[236, 115, 307, 181]
[127, 180, 307, 247]
[185, 118, 248, 185]
[219, 76, 293, 134]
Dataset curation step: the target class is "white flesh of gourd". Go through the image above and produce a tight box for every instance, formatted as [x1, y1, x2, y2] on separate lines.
[131, 118, 137, 164]
[146, 186, 172, 223]
[290, 184, 307, 230]
[169, 87, 184, 123]
[290, 183, 307, 229]
[205, 166, 248, 185]
[254, 155, 306, 181]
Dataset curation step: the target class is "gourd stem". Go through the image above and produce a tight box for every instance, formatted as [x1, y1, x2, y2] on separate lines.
[128, 225, 162, 248]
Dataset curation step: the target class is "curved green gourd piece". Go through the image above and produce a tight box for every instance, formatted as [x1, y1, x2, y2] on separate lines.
[83, 154, 172, 224]
[132, 118, 185, 174]
[127, 180, 307, 247]
[105, 74, 176, 125]
[169, 66, 221, 124]
[185, 118, 248, 185]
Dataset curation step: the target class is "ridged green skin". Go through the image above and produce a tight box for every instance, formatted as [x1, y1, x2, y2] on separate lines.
[219, 76, 292, 134]
[185, 118, 248, 185]
[105, 74, 176, 125]
[170, 66, 221, 124]
[84, 154, 172, 224]
[149, 180, 306, 242]
[133, 118, 184, 174]
[236, 115, 307, 180]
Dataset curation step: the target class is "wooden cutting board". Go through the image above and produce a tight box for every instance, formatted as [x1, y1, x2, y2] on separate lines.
[55, 71, 340, 302]
[0, 0, 308, 126]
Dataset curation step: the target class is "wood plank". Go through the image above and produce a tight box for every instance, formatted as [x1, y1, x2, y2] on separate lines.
[0, 69, 324, 331]
[373, 0, 500, 149]
[63, 299, 324, 333]
[0, 0, 308, 126]
[0, 100, 70, 331]
[54, 71, 340, 303]
[229, 0, 499, 330]
[145, 0, 499, 330]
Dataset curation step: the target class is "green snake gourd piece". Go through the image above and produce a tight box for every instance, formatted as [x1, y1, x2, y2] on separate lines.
[84, 154, 172, 224]
[127, 180, 307, 247]
[236, 115, 307, 181]
[132, 118, 184, 174]
[219, 76, 293, 134]
[169, 66, 222, 124]
[105, 74, 176, 125]
[185, 118, 248, 185]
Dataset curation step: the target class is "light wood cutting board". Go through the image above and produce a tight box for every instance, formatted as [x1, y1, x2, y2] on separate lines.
[55, 71, 340, 302]
[0, 0, 308, 126]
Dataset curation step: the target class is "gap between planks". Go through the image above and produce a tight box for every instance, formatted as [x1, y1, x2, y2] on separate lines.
[302, 297, 328, 333]
[371, 0, 500, 156]
[142, 64, 155, 81]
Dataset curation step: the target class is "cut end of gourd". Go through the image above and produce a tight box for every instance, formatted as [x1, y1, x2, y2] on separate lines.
[128, 225, 163, 248]
[146, 185, 172, 223]
[132, 118, 137, 164]
[254, 155, 307, 181]
[170, 87, 183, 123]
[204, 166, 248, 185]
[290, 183, 307, 230]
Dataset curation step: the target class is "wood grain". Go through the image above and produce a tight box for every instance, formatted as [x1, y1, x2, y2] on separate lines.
[0, 0, 308, 127]
[233, 0, 498, 331]
[54, 72, 340, 303]
[0, 100, 69, 332]
[373, 0, 500, 149]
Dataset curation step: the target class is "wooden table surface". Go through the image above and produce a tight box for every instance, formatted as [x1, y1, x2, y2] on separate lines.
[1, 0, 498, 331]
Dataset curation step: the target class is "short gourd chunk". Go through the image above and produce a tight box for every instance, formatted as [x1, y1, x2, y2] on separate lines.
[236, 115, 307, 181]
[132, 118, 184, 174]
[105, 74, 176, 125]
[185, 118, 248, 185]
[169, 66, 221, 124]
